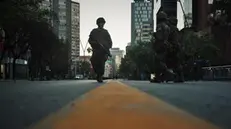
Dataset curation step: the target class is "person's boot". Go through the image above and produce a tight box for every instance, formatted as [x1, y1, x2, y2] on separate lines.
[178, 72, 185, 82]
[151, 76, 162, 83]
[164, 69, 175, 83]
[97, 75, 103, 83]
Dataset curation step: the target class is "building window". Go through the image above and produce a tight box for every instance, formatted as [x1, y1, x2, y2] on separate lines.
[141, 14, 147, 18]
[135, 3, 139, 7]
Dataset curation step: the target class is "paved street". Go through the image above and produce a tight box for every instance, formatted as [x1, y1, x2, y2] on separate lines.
[0, 80, 231, 129]
[0, 80, 102, 129]
[122, 81, 231, 129]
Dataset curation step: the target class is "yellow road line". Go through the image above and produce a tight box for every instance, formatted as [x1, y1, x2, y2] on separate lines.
[28, 81, 221, 129]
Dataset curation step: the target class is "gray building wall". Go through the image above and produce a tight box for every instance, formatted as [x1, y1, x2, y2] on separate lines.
[48, 0, 72, 75]
[131, 0, 153, 45]
[70, 1, 80, 76]
[161, 0, 177, 17]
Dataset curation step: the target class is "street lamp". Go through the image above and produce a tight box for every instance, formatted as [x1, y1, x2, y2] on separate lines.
[80, 40, 89, 62]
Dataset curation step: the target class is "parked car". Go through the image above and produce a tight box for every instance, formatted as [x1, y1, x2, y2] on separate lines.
[74, 74, 84, 80]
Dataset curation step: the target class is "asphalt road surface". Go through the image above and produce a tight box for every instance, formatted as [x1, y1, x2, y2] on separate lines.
[0, 80, 231, 129]
[0, 80, 102, 129]
[122, 80, 231, 129]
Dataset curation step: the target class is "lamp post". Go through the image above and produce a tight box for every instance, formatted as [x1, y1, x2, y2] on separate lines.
[0, 27, 5, 79]
[80, 40, 89, 62]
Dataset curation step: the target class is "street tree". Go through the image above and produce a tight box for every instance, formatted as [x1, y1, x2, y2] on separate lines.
[79, 61, 91, 76]
[180, 29, 220, 65]
[119, 41, 154, 80]
[50, 40, 69, 78]
[0, 0, 50, 79]
[28, 21, 59, 80]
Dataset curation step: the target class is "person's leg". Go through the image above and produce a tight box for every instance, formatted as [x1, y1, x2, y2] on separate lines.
[152, 60, 163, 83]
[97, 57, 106, 83]
[90, 52, 101, 82]
[174, 64, 184, 83]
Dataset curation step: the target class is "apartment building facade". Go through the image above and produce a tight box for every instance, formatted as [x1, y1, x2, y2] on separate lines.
[70, 1, 80, 76]
[131, 0, 153, 44]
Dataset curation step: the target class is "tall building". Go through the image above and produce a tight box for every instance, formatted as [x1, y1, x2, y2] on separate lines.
[161, 0, 177, 17]
[192, 0, 209, 31]
[110, 48, 124, 76]
[48, 0, 73, 75]
[49, 0, 71, 41]
[70, 1, 80, 75]
[57, 0, 71, 41]
[104, 61, 113, 78]
[126, 42, 131, 54]
[131, 0, 153, 44]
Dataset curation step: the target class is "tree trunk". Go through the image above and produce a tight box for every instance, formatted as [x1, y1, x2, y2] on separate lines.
[0, 50, 5, 79]
[12, 58, 16, 81]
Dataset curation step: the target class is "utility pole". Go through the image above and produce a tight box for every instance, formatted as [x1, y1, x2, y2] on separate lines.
[0, 27, 6, 79]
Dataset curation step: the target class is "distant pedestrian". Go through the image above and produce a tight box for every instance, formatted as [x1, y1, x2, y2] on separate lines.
[167, 16, 184, 82]
[151, 11, 173, 83]
[88, 17, 113, 83]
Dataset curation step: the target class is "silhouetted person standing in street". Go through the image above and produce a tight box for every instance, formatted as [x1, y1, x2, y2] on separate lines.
[88, 17, 113, 83]
[167, 16, 184, 82]
[152, 11, 171, 83]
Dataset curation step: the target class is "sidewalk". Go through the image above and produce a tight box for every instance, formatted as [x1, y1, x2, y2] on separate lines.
[28, 81, 220, 129]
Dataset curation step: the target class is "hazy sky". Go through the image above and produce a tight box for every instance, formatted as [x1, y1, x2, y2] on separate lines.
[74, 0, 132, 55]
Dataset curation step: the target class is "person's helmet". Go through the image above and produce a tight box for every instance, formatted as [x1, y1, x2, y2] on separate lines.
[96, 17, 106, 25]
[169, 16, 178, 26]
[157, 11, 168, 21]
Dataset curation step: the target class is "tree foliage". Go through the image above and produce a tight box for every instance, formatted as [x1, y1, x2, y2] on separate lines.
[0, 0, 66, 80]
[119, 41, 154, 79]
[120, 29, 221, 80]
[211, 0, 231, 24]
[79, 61, 91, 76]
[0, 0, 50, 79]
[208, 0, 231, 64]
[49, 41, 69, 76]
[180, 29, 221, 65]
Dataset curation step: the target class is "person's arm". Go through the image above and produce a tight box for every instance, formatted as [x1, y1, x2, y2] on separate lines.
[88, 29, 99, 49]
[88, 29, 95, 44]
[106, 30, 112, 49]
